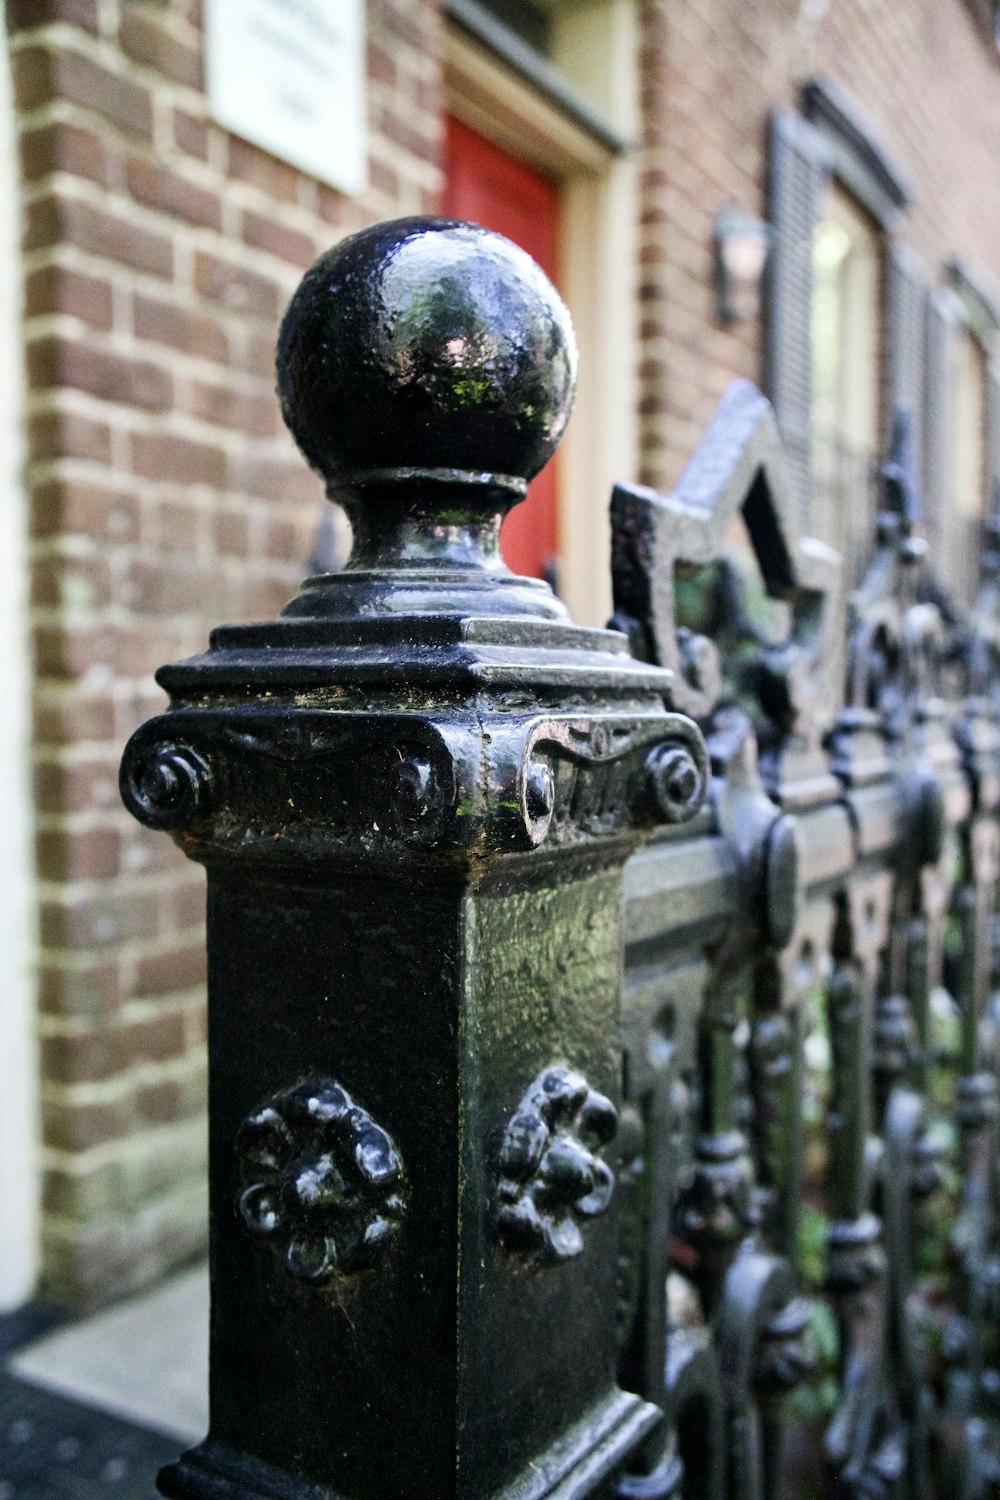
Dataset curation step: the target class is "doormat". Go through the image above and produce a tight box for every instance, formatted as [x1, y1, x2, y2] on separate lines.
[0, 1370, 179, 1499]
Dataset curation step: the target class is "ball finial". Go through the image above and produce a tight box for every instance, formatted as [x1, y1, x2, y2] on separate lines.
[276, 217, 578, 499]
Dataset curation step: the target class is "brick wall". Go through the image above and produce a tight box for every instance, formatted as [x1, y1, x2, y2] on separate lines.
[9, 0, 1000, 1305]
[637, 0, 1000, 491]
[9, 0, 442, 1303]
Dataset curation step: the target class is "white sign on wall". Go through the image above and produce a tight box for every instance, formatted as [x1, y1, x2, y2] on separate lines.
[205, 0, 367, 197]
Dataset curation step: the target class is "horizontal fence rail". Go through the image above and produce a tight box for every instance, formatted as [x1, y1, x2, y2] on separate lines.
[121, 217, 1000, 1500]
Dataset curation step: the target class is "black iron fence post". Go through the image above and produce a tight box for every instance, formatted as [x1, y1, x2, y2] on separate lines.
[120, 218, 710, 1500]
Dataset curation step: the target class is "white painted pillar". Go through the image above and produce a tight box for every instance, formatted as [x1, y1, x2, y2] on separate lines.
[0, 34, 40, 1311]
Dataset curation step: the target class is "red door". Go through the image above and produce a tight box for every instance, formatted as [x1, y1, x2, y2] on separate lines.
[443, 116, 560, 583]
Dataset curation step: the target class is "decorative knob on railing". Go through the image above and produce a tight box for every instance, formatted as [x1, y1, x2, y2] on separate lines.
[276, 216, 577, 606]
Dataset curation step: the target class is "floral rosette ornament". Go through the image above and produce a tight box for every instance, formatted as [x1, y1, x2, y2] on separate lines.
[235, 1080, 406, 1283]
[497, 1065, 618, 1261]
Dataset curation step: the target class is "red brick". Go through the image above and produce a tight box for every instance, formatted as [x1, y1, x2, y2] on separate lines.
[31, 553, 113, 612]
[24, 195, 173, 279]
[135, 944, 207, 997]
[118, 826, 185, 876]
[34, 688, 117, 746]
[28, 336, 173, 411]
[131, 431, 227, 488]
[135, 1079, 184, 1126]
[113, 684, 168, 739]
[126, 557, 222, 615]
[7, 0, 99, 29]
[34, 755, 122, 816]
[367, 41, 398, 87]
[316, 183, 351, 228]
[39, 888, 161, 951]
[265, 516, 303, 561]
[379, 4, 435, 52]
[228, 452, 319, 507]
[42, 1097, 128, 1153]
[120, 11, 203, 89]
[229, 325, 279, 377]
[31, 479, 137, 543]
[25, 264, 114, 329]
[50, 481, 134, 540]
[41, 1027, 129, 1085]
[34, 619, 183, 682]
[185, 378, 279, 436]
[172, 108, 209, 161]
[38, 960, 123, 1020]
[149, 497, 203, 552]
[241, 210, 316, 267]
[377, 107, 437, 163]
[226, 135, 300, 203]
[28, 407, 114, 467]
[126, 157, 222, 231]
[15, 47, 153, 138]
[193, 251, 284, 319]
[133, 294, 228, 365]
[130, 1010, 189, 1065]
[169, 878, 205, 931]
[19, 120, 116, 189]
[213, 507, 251, 557]
[370, 158, 401, 198]
[37, 819, 121, 880]
[186, 1004, 208, 1047]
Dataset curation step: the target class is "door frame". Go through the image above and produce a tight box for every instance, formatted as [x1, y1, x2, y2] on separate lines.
[443, 12, 640, 627]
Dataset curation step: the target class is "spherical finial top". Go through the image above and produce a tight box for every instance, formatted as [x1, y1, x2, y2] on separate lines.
[276, 217, 577, 497]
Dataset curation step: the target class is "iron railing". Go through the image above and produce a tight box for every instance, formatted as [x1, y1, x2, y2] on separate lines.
[121, 218, 1000, 1500]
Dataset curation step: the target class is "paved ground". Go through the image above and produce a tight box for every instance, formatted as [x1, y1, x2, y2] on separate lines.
[1, 1264, 208, 1499]
[0, 1373, 180, 1499]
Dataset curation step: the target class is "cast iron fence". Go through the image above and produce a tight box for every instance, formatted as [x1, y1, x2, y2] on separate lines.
[121, 217, 1000, 1500]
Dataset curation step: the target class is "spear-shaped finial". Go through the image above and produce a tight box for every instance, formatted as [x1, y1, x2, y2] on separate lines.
[982, 476, 1000, 581]
[877, 406, 921, 532]
[876, 405, 927, 566]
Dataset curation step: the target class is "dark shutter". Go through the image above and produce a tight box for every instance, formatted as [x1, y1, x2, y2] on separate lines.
[988, 359, 1000, 517]
[767, 110, 831, 529]
[922, 288, 958, 567]
[887, 243, 928, 499]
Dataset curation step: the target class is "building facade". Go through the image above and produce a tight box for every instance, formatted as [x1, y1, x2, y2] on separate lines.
[1, 0, 998, 1307]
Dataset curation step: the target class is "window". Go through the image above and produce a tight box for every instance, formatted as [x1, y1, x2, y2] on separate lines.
[927, 261, 1000, 601]
[768, 81, 911, 569]
[770, 85, 1000, 604]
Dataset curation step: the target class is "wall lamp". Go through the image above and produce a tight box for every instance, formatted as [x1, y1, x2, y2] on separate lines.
[714, 206, 772, 324]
